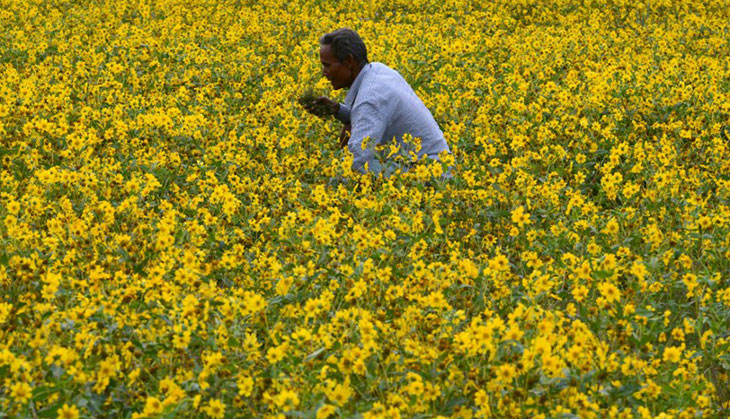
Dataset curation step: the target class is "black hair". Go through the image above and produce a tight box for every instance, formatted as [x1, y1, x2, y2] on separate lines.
[319, 28, 369, 66]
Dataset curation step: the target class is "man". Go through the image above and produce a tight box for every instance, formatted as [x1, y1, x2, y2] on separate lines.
[303, 28, 450, 175]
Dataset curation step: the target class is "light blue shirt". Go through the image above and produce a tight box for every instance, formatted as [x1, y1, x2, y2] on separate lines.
[336, 62, 450, 174]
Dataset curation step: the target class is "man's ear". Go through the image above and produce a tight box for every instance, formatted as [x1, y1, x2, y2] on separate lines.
[346, 54, 357, 70]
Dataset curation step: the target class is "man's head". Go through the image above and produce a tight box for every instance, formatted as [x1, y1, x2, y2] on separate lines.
[319, 28, 368, 90]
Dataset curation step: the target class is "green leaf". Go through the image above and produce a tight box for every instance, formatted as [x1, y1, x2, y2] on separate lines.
[304, 347, 326, 362]
[36, 400, 67, 418]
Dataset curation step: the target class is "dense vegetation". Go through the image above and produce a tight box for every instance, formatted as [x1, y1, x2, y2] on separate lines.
[1, 0, 729, 417]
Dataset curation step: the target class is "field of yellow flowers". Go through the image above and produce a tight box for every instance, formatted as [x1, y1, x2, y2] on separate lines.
[1, 0, 730, 417]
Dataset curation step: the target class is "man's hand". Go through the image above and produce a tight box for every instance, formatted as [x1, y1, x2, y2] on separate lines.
[339, 123, 351, 148]
[301, 96, 339, 119]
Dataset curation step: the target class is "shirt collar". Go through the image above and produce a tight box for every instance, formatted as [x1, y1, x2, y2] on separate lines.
[345, 63, 371, 107]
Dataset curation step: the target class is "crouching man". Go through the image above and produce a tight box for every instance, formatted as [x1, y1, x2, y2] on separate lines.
[303, 28, 451, 176]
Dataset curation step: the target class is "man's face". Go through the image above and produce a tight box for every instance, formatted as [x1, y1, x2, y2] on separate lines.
[320, 44, 355, 90]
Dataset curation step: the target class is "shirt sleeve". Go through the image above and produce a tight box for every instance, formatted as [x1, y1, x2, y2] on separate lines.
[347, 101, 388, 173]
[335, 103, 350, 123]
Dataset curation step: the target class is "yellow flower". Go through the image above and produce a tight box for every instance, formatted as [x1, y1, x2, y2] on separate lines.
[598, 282, 621, 304]
[0, 1, 726, 417]
[474, 389, 489, 407]
[495, 364, 517, 382]
[57, 404, 80, 419]
[575, 261, 592, 280]
[10, 381, 32, 404]
[0, 302, 13, 324]
[405, 378, 424, 396]
[682, 273, 699, 295]
[432, 210, 444, 234]
[140, 396, 164, 417]
[663, 346, 682, 363]
[267, 342, 289, 364]
[324, 380, 353, 406]
[587, 242, 601, 256]
[572, 285, 589, 303]
[274, 389, 299, 411]
[511, 206, 531, 228]
[602, 217, 619, 235]
[630, 261, 648, 281]
[489, 254, 510, 272]
[128, 368, 141, 384]
[204, 399, 225, 419]
[316, 404, 337, 419]
[237, 374, 254, 397]
[6, 200, 20, 214]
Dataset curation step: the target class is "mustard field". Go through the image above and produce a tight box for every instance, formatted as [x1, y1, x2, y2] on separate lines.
[1, 0, 729, 417]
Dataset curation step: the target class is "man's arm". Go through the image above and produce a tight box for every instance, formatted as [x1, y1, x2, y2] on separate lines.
[336, 104, 350, 124]
[348, 101, 387, 173]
